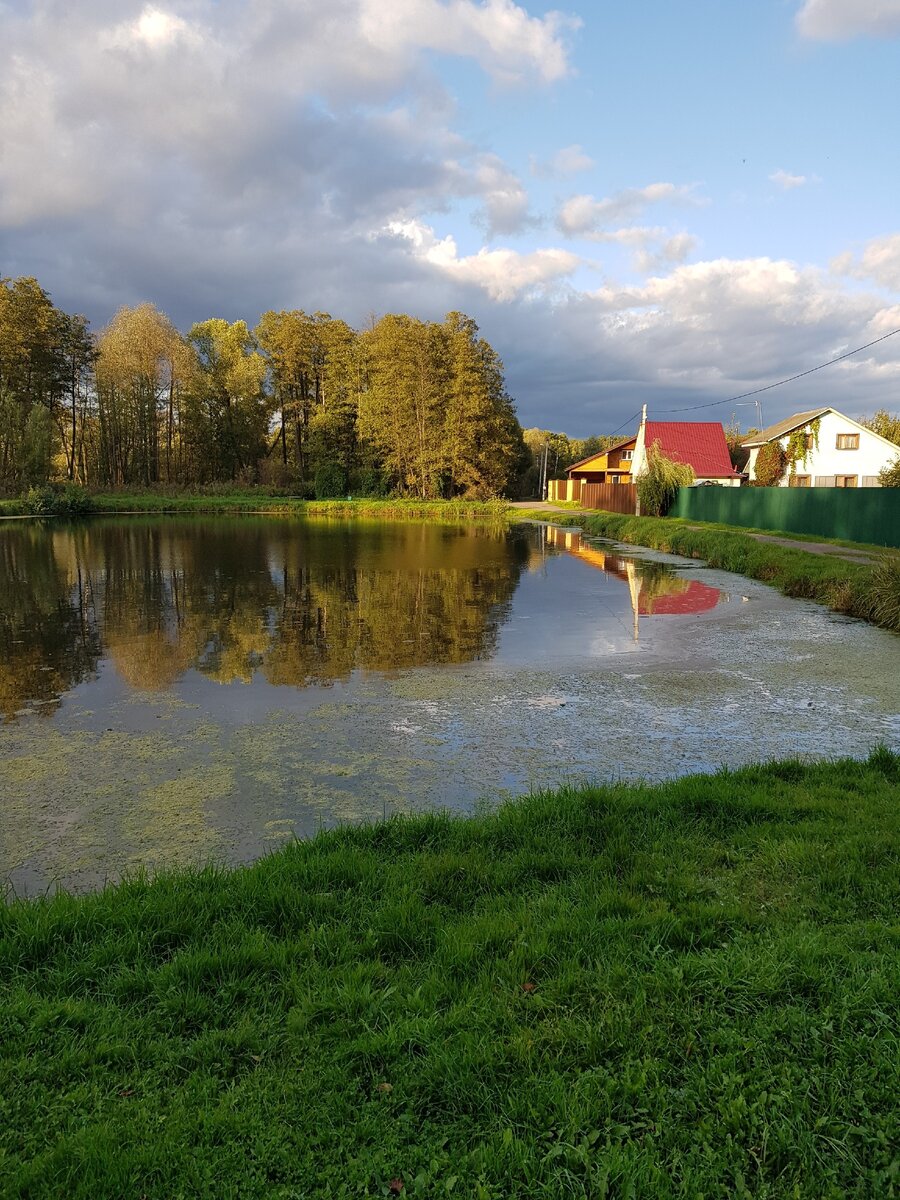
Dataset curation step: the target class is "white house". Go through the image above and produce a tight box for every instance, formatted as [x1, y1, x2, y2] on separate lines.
[742, 408, 899, 487]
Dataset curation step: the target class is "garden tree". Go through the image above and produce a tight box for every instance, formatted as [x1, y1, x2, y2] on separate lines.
[442, 312, 524, 498]
[358, 314, 449, 498]
[187, 319, 268, 481]
[724, 420, 750, 472]
[860, 409, 900, 446]
[95, 304, 195, 486]
[635, 440, 694, 516]
[878, 457, 900, 487]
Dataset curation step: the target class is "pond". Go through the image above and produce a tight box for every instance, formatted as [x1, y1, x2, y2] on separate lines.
[2, 515, 899, 893]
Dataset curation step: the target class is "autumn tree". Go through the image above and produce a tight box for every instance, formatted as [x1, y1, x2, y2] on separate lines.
[187, 319, 267, 481]
[359, 314, 449, 498]
[95, 304, 195, 485]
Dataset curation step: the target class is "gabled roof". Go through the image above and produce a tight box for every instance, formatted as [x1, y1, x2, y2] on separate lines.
[643, 421, 740, 478]
[567, 435, 636, 474]
[741, 407, 900, 453]
[741, 408, 830, 448]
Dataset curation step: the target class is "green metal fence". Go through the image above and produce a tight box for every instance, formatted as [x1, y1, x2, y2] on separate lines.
[669, 486, 900, 549]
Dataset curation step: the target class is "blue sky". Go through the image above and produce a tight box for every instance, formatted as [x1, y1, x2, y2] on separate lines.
[2, 0, 899, 435]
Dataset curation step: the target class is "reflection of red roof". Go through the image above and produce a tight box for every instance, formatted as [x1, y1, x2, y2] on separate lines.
[644, 421, 739, 478]
[639, 579, 722, 615]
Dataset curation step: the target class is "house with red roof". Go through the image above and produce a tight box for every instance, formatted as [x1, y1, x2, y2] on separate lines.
[631, 419, 743, 486]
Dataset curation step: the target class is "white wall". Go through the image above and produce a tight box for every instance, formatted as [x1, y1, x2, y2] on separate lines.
[746, 411, 899, 486]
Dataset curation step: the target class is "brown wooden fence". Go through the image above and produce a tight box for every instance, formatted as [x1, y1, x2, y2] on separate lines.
[580, 482, 638, 514]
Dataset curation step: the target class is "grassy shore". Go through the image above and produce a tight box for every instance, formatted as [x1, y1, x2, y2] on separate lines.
[0, 491, 509, 522]
[2, 752, 899, 1198]
[517, 508, 900, 634]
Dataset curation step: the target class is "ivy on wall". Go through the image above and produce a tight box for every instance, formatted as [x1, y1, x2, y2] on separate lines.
[785, 418, 821, 477]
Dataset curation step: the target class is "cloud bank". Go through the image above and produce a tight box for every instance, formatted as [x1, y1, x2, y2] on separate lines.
[1, 1, 899, 435]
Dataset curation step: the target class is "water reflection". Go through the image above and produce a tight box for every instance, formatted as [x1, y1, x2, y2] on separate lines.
[0, 518, 528, 719]
[544, 526, 724, 639]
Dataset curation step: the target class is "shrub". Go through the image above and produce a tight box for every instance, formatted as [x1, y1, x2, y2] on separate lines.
[635, 440, 694, 516]
[754, 442, 787, 487]
[866, 555, 900, 630]
[314, 462, 347, 499]
[349, 467, 389, 498]
[878, 457, 900, 488]
[24, 482, 92, 516]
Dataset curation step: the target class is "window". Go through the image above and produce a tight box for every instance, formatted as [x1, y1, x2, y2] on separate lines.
[789, 475, 811, 488]
[835, 475, 858, 488]
[622, 449, 634, 460]
[836, 433, 859, 450]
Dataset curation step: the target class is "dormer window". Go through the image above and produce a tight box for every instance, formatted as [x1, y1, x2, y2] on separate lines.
[836, 433, 859, 450]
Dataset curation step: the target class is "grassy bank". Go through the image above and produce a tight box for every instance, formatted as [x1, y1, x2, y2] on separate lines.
[519, 509, 900, 633]
[0, 492, 509, 523]
[3, 752, 899, 1198]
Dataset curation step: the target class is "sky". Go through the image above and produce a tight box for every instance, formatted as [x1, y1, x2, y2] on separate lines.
[2, 0, 900, 436]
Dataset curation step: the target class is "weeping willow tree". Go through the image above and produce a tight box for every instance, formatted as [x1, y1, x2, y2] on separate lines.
[635, 440, 695, 516]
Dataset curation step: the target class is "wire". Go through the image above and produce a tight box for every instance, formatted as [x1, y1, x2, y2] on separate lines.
[656, 327, 900, 415]
[606, 409, 643, 438]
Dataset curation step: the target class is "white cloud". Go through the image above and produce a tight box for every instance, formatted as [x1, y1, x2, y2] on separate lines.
[358, 0, 580, 84]
[470, 154, 533, 236]
[796, 0, 900, 40]
[832, 233, 900, 289]
[386, 219, 580, 300]
[584, 226, 697, 272]
[120, 6, 194, 49]
[530, 143, 594, 178]
[0, 0, 577, 227]
[769, 169, 811, 189]
[556, 183, 702, 237]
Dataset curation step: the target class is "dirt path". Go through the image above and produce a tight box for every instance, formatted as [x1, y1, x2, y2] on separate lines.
[508, 502, 882, 565]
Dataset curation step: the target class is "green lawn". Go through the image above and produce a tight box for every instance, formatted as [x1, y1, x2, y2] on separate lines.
[2, 751, 899, 1198]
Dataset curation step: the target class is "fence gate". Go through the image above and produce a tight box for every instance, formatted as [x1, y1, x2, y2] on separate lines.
[580, 482, 638, 514]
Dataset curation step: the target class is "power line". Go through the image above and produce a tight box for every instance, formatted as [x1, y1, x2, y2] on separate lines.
[657, 326, 900, 415]
[606, 409, 643, 438]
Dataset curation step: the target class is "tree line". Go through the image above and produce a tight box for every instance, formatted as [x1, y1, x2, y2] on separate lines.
[0, 275, 530, 499]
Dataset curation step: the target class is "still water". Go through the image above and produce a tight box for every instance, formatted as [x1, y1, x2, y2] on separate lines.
[2, 516, 899, 892]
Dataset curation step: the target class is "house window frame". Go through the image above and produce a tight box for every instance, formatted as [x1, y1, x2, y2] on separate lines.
[835, 433, 859, 450]
[835, 475, 858, 488]
[621, 449, 634, 461]
[790, 474, 811, 488]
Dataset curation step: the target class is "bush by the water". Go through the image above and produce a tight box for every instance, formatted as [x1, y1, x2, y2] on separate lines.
[635, 440, 694, 516]
[314, 462, 347, 499]
[23, 483, 92, 516]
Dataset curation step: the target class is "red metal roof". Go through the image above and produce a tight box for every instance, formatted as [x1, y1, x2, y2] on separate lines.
[643, 421, 739, 478]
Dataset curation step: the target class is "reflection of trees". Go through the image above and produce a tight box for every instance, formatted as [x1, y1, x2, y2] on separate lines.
[0, 526, 102, 721]
[0, 519, 526, 712]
